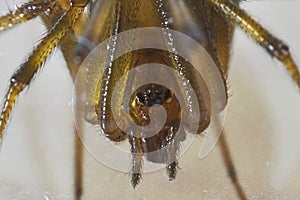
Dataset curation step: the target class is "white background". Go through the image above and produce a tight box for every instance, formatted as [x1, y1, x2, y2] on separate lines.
[0, 1, 299, 199]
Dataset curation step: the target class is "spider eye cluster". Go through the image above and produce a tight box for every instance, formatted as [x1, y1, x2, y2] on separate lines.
[135, 84, 172, 107]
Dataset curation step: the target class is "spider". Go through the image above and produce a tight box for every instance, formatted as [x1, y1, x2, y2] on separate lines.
[0, 1, 299, 200]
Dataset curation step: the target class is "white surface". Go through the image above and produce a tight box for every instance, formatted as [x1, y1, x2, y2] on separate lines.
[0, 1, 300, 200]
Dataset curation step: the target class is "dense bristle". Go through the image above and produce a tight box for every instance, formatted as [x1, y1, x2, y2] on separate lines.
[131, 173, 142, 188]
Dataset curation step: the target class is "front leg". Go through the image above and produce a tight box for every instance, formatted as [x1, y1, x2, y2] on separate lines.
[0, 0, 56, 32]
[0, 0, 88, 140]
[209, 0, 300, 88]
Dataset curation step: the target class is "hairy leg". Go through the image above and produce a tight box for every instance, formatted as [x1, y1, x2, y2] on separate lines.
[209, 0, 300, 88]
[129, 135, 144, 188]
[0, 0, 56, 32]
[0, 0, 87, 139]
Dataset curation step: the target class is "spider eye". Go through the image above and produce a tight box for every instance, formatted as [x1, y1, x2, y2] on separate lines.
[155, 87, 162, 95]
[164, 89, 172, 103]
[133, 84, 173, 107]
[145, 87, 152, 96]
[136, 92, 144, 103]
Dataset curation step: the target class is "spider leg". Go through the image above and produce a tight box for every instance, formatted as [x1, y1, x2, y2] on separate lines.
[129, 135, 144, 188]
[209, 0, 300, 88]
[39, 1, 89, 79]
[218, 131, 247, 200]
[0, 0, 56, 32]
[0, 0, 88, 140]
[166, 142, 178, 181]
[74, 127, 83, 200]
[165, 127, 179, 181]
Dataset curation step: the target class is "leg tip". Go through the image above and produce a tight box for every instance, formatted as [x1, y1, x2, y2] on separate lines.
[131, 173, 142, 188]
[167, 162, 177, 181]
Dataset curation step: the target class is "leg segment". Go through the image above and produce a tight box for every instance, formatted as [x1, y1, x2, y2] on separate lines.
[165, 128, 179, 181]
[209, 0, 300, 88]
[74, 127, 83, 200]
[129, 135, 144, 188]
[39, 0, 89, 79]
[218, 132, 247, 200]
[0, 0, 56, 32]
[166, 143, 178, 181]
[0, 0, 87, 139]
